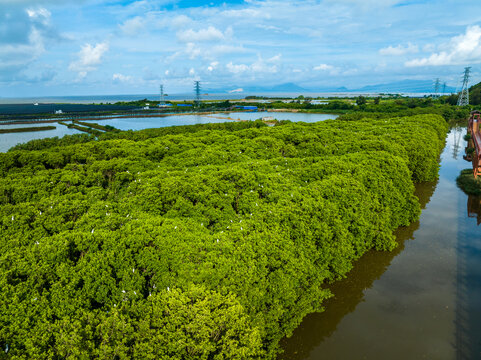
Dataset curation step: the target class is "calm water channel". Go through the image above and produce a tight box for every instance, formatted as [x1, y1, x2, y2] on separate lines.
[280, 127, 481, 360]
[0, 112, 336, 152]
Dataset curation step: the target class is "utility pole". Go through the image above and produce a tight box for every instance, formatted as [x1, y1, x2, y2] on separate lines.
[194, 81, 201, 107]
[457, 67, 471, 106]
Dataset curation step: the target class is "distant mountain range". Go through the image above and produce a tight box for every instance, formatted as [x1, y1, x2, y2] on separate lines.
[215, 80, 457, 94]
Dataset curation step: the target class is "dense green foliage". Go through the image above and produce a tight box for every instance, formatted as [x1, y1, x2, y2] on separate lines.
[466, 80, 481, 106]
[456, 169, 481, 196]
[0, 126, 56, 134]
[0, 114, 447, 359]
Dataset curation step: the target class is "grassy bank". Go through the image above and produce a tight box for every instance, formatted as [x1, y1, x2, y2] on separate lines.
[73, 120, 119, 132]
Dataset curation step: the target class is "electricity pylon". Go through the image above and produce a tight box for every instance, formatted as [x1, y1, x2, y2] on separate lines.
[194, 81, 201, 107]
[457, 67, 471, 106]
[434, 78, 440, 98]
[159, 84, 165, 106]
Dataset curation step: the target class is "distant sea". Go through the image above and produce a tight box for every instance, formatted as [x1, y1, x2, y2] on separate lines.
[0, 92, 434, 104]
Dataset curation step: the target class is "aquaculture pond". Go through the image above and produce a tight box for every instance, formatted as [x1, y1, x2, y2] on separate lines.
[280, 127, 481, 360]
[0, 123, 82, 153]
[74, 112, 336, 131]
[0, 112, 337, 152]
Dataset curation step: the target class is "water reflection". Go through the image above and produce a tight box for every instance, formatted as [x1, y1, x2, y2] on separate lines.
[451, 126, 463, 160]
[279, 181, 437, 360]
[457, 193, 481, 360]
[467, 195, 481, 225]
[280, 129, 481, 360]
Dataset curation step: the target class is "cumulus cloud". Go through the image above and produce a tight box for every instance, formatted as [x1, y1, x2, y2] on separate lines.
[406, 26, 481, 67]
[313, 63, 340, 75]
[207, 61, 219, 71]
[0, 5, 61, 81]
[69, 42, 109, 77]
[226, 62, 249, 74]
[379, 42, 418, 56]
[185, 42, 202, 59]
[119, 16, 146, 36]
[226, 56, 278, 75]
[171, 15, 192, 28]
[177, 26, 232, 43]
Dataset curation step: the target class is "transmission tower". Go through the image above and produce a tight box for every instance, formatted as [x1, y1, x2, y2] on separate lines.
[457, 67, 471, 106]
[194, 81, 201, 107]
[159, 84, 165, 106]
[442, 82, 447, 95]
[434, 78, 440, 98]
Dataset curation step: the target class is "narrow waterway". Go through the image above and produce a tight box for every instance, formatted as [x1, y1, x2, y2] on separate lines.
[280, 128, 481, 359]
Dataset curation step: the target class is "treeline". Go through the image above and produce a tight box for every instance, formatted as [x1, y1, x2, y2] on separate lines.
[239, 98, 470, 122]
[72, 120, 119, 133]
[0, 115, 448, 358]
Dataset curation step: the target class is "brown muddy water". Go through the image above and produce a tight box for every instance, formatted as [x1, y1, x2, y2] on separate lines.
[280, 127, 481, 360]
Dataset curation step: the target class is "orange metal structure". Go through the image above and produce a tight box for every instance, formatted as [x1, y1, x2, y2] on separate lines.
[467, 110, 481, 178]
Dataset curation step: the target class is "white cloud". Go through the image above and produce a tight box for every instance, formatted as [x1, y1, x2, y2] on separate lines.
[226, 62, 249, 74]
[314, 64, 334, 71]
[119, 16, 146, 36]
[226, 56, 278, 75]
[423, 44, 435, 52]
[211, 44, 247, 55]
[313, 63, 340, 76]
[177, 26, 231, 43]
[229, 88, 243, 93]
[0, 6, 56, 81]
[379, 42, 418, 56]
[406, 26, 481, 67]
[207, 61, 219, 71]
[221, 8, 269, 19]
[69, 42, 109, 76]
[26, 7, 51, 24]
[189, 67, 195, 75]
[268, 54, 281, 62]
[113, 73, 132, 82]
[171, 15, 192, 29]
[185, 42, 202, 59]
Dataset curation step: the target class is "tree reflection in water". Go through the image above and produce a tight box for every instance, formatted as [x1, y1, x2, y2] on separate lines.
[279, 181, 437, 360]
[467, 195, 481, 225]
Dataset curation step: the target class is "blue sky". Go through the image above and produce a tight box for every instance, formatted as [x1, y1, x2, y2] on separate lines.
[1, 0, 481, 97]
